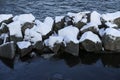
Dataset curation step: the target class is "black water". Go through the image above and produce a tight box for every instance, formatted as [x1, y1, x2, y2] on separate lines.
[0, 0, 120, 80]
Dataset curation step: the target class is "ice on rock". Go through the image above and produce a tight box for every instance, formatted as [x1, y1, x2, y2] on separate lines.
[7, 21, 23, 37]
[0, 14, 13, 23]
[102, 11, 120, 21]
[35, 17, 54, 35]
[58, 25, 79, 44]
[13, 14, 35, 25]
[24, 28, 42, 44]
[44, 36, 63, 47]
[99, 28, 105, 37]
[90, 11, 101, 25]
[80, 31, 101, 43]
[55, 16, 64, 23]
[67, 11, 90, 23]
[17, 41, 31, 49]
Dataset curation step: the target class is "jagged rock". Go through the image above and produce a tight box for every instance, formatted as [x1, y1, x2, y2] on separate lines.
[80, 31, 102, 52]
[17, 41, 33, 57]
[63, 16, 73, 26]
[54, 16, 65, 33]
[114, 17, 120, 27]
[64, 42, 79, 56]
[102, 28, 120, 52]
[0, 41, 15, 59]
[21, 22, 34, 35]
[33, 41, 44, 54]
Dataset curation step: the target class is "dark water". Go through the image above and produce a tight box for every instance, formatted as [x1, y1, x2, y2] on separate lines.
[0, 0, 120, 80]
[0, 0, 120, 20]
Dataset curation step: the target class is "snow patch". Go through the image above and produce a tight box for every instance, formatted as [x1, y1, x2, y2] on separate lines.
[7, 21, 23, 37]
[58, 25, 79, 43]
[105, 22, 118, 28]
[0, 14, 13, 23]
[102, 11, 120, 21]
[80, 31, 101, 43]
[17, 41, 31, 49]
[44, 36, 63, 47]
[13, 14, 35, 25]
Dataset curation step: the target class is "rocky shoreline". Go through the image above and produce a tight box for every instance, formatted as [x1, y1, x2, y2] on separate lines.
[0, 11, 120, 60]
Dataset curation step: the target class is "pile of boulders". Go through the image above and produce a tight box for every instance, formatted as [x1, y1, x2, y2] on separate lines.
[0, 11, 120, 60]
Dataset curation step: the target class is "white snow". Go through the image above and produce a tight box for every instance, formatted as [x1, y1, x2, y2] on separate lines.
[0, 14, 13, 23]
[80, 31, 101, 43]
[24, 28, 42, 44]
[7, 21, 23, 37]
[80, 22, 99, 31]
[90, 11, 101, 25]
[99, 28, 105, 37]
[58, 25, 79, 43]
[105, 22, 118, 28]
[13, 14, 35, 25]
[102, 11, 120, 21]
[35, 17, 54, 35]
[55, 16, 64, 23]
[17, 41, 31, 49]
[44, 36, 63, 47]
[67, 11, 90, 23]
[105, 28, 120, 38]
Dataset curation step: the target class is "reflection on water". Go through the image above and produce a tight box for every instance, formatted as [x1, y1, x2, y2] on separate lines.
[1, 52, 120, 69]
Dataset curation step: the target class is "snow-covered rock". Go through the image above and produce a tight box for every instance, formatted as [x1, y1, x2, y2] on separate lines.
[0, 14, 13, 23]
[17, 41, 33, 57]
[13, 14, 35, 25]
[80, 22, 99, 33]
[102, 28, 120, 52]
[24, 28, 42, 45]
[80, 31, 102, 52]
[58, 25, 79, 44]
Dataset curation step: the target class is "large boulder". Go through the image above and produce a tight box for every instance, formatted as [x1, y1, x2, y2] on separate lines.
[64, 41, 79, 56]
[17, 41, 33, 57]
[102, 28, 120, 52]
[0, 23, 9, 34]
[0, 41, 15, 59]
[114, 17, 120, 27]
[80, 31, 102, 52]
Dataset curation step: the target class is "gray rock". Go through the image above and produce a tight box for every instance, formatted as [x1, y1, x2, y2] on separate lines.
[21, 22, 34, 35]
[51, 43, 61, 54]
[102, 35, 120, 52]
[33, 41, 44, 54]
[9, 35, 23, 43]
[75, 21, 86, 29]
[0, 17, 13, 26]
[0, 23, 9, 34]
[0, 41, 15, 59]
[64, 42, 79, 56]
[80, 40, 102, 52]
[114, 17, 120, 27]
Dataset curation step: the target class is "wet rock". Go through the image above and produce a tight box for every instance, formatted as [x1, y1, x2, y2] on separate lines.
[21, 22, 34, 35]
[52, 43, 61, 54]
[17, 41, 33, 57]
[41, 53, 55, 59]
[0, 38, 3, 45]
[64, 42, 79, 56]
[0, 41, 15, 59]
[80, 40, 102, 52]
[33, 41, 44, 54]
[63, 16, 73, 26]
